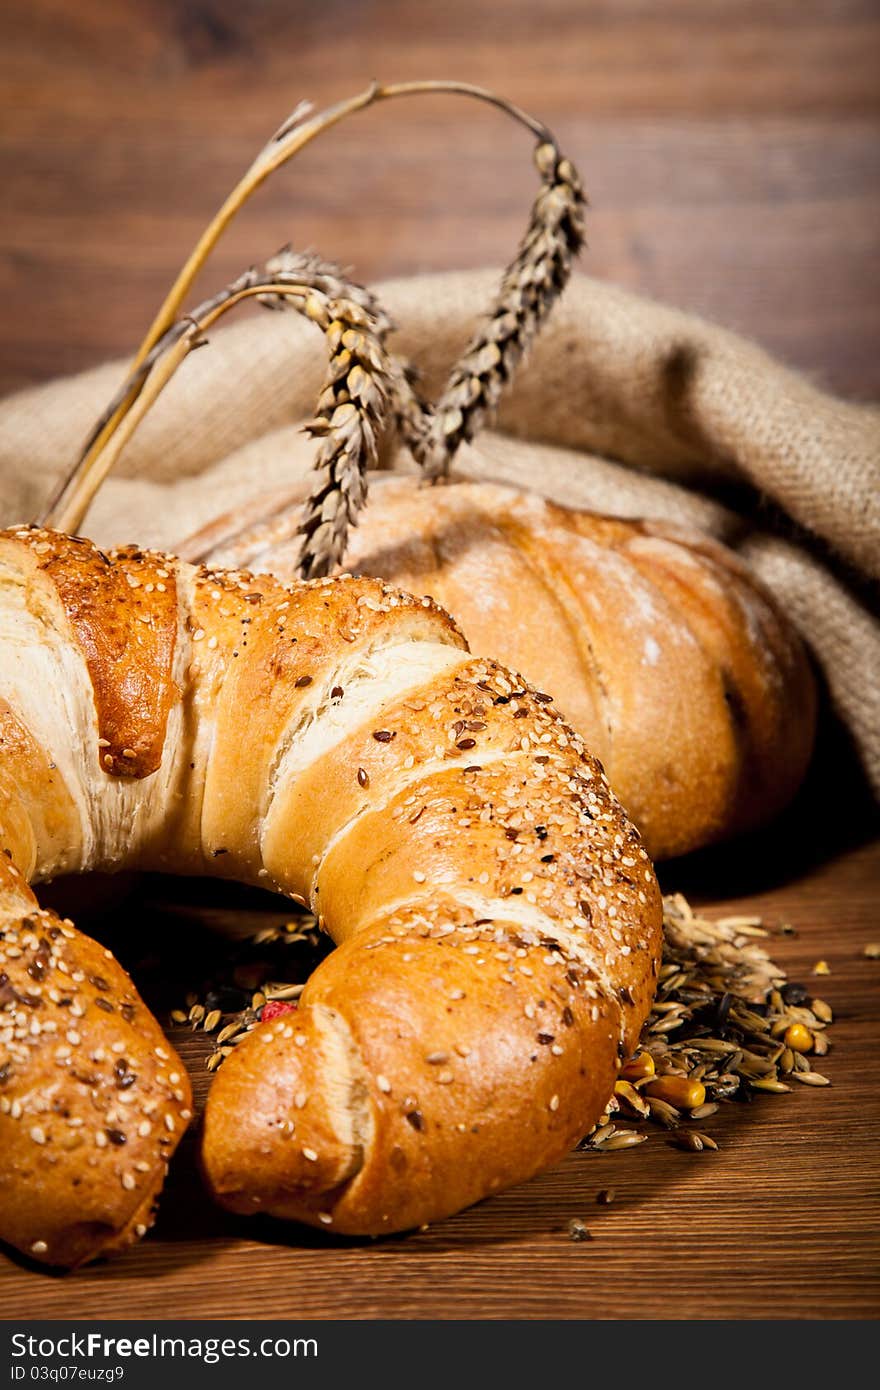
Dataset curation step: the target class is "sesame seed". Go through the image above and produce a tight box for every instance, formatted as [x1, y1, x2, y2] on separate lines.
[303, 1147, 318, 1162]
[30, 1126, 47, 1145]
[377, 1075, 391, 1094]
[30, 1240, 48, 1255]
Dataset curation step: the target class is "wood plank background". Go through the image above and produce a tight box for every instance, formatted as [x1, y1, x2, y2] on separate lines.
[0, 0, 878, 1321]
[1, 0, 879, 398]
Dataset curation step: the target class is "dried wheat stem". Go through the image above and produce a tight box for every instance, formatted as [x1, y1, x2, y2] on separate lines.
[131, 92, 378, 369]
[39, 91, 381, 534]
[138, 79, 552, 364]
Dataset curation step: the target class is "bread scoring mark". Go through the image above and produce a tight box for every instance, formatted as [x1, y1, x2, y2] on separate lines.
[311, 1003, 373, 1178]
[308, 655, 659, 1012]
[302, 741, 515, 910]
[264, 625, 467, 813]
[186, 560, 466, 879]
[494, 510, 617, 761]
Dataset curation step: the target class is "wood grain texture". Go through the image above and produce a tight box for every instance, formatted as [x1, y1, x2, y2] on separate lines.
[1, 1, 878, 397]
[0, 0, 878, 1321]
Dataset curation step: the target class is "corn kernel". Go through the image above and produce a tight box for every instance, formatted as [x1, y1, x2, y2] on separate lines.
[783, 1022, 813, 1053]
[619, 1051, 655, 1082]
[645, 1076, 706, 1111]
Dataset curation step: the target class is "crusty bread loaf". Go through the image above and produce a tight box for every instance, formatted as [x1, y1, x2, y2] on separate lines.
[0, 524, 661, 1263]
[194, 476, 817, 860]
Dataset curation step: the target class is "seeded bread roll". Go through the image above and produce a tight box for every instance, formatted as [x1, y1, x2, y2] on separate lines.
[194, 476, 817, 860]
[0, 524, 661, 1262]
[0, 859, 192, 1268]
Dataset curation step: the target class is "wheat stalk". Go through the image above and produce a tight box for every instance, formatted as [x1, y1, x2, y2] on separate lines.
[38, 80, 585, 566]
[395, 140, 585, 480]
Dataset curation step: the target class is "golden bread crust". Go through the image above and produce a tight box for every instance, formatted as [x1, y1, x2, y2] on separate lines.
[8, 531, 181, 780]
[0, 859, 192, 1267]
[337, 480, 817, 858]
[0, 523, 661, 1259]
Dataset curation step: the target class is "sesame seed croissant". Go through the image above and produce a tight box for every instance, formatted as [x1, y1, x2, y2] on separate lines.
[0, 524, 661, 1264]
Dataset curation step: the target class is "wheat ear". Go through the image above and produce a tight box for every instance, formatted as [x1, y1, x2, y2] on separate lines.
[265, 250, 396, 578]
[41, 252, 395, 570]
[395, 141, 585, 480]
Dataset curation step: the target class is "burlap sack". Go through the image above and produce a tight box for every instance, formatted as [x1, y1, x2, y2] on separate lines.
[1, 270, 877, 799]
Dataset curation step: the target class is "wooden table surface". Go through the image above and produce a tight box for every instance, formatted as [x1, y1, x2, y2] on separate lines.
[1, 0, 878, 1322]
[1, 834, 878, 1320]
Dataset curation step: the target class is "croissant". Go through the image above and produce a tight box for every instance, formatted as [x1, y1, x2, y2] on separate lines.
[0, 524, 661, 1265]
